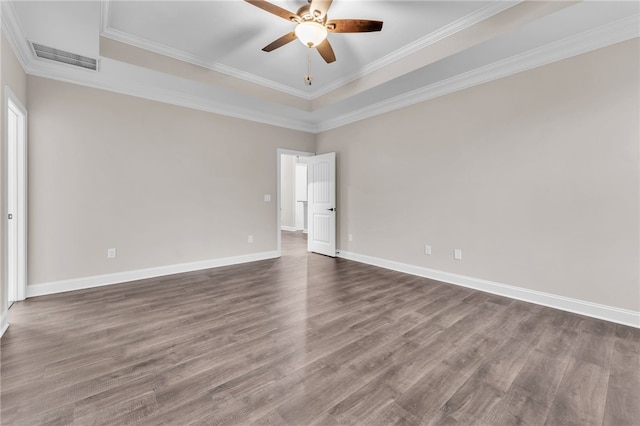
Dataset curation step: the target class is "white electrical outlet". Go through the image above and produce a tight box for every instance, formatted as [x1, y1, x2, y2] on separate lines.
[248, 235, 254, 243]
[348, 234, 353, 242]
[264, 194, 271, 202]
[424, 245, 432, 255]
[454, 249, 462, 260]
[107, 248, 117, 259]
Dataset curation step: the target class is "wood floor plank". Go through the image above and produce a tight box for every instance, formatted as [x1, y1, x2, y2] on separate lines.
[480, 347, 570, 425]
[510, 349, 570, 406]
[395, 333, 499, 422]
[544, 357, 610, 425]
[1, 231, 637, 425]
[603, 339, 640, 425]
[571, 328, 615, 369]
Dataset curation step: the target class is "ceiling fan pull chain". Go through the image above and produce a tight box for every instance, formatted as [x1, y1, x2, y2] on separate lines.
[305, 47, 313, 86]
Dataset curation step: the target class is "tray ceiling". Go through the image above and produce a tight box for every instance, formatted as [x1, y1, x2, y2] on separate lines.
[2, 1, 639, 132]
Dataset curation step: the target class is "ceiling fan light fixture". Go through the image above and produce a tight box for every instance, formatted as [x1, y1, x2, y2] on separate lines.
[295, 21, 327, 47]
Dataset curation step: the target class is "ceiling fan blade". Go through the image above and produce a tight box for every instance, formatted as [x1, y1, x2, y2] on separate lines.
[262, 32, 297, 52]
[308, 0, 333, 19]
[326, 19, 383, 33]
[316, 38, 336, 63]
[245, 0, 299, 22]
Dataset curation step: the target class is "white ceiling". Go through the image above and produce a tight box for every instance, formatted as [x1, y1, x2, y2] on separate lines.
[2, 1, 639, 132]
[104, 1, 497, 94]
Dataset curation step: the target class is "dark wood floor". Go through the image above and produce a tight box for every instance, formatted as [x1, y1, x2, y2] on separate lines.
[1, 232, 639, 425]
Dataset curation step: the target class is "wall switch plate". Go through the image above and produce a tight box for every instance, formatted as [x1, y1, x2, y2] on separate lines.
[248, 235, 254, 243]
[107, 248, 117, 258]
[264, 194, 271, 202]
[348, 234, 353, 242]
[454, 249, 462, 260]
[424, 245, 432, 255]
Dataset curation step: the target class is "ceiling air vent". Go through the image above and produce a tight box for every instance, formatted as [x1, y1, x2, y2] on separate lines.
[30, 42, 98, 71]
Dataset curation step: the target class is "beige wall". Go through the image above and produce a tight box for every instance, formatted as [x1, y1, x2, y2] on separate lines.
[3, 31, 638, 319]
[1, 30, 28, 324]
[27, 76, 314, 284]
[317, 39, 640, 312]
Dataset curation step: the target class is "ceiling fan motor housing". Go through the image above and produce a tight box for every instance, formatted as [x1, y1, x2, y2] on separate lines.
[296, 5, 327, 24]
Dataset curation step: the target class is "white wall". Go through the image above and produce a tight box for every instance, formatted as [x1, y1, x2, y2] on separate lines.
[280, 154, 297, 230]
[316, 39, 640, 313]
[294, 161, 308, 231]
[281, 154, 309, 231]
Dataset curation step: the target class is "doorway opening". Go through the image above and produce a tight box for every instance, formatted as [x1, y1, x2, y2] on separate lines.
[276, 149, 314, 256]
[5, 88, 28, 307]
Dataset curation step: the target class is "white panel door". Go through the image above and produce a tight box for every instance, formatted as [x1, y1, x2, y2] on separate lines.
[6, 94, 27, 303]
[307, 152, 336, 257]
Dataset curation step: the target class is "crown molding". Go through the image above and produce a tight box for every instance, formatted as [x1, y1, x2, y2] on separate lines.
[23, 56, 317, 133]
[100, 26, 316, 101]
[317, 14, 640, 133]
[1, 0, 31, 70]
[4, 0, 315, 133]
[100, 0, 313, 101]
[3, 0, 638, 134]
[311, 0, 522, 98]
[99, 0, 520, 101]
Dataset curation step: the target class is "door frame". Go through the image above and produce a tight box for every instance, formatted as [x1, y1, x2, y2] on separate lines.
[276, 148, 314, 256]
[4, 86, 28, 306]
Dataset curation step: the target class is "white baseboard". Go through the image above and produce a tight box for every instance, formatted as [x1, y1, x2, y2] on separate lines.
[0, 310, 8, 339]
[281, 226, 298, 232]
[338, 251, 640, 329]
[27, 251, 280, 298]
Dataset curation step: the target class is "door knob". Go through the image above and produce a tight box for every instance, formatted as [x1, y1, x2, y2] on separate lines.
[326, 208, 336, 212]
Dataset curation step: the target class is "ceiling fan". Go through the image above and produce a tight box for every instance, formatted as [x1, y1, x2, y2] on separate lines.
[245, 0, 383, 64]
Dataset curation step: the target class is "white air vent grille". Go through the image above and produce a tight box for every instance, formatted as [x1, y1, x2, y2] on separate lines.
[31, 42, 97, 71]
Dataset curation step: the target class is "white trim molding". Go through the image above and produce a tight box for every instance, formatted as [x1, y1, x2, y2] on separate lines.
[27, 251, 279, 298]
[3, 0, 639, 134]
[100, 0, 313, 100]
[317, 14, 640, 132]
[338, 251, 640, 329]
[312, 0, 521, 98]
[0, 311, 8, 339]
[280, 226, 298, 232]
[100, 0, 520, 101]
